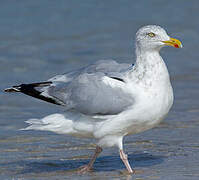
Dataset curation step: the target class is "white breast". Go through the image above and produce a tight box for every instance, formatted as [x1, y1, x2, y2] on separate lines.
[123, 74, 174, 135]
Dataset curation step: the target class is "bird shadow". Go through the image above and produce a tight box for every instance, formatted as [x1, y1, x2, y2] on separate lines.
[7, 152, 165, 175]
[92, 152, 164, 172]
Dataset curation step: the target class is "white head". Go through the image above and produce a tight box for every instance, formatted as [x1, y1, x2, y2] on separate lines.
[135, 25, 182, 52]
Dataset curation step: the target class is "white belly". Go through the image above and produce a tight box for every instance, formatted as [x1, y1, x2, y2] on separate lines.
[125, 83, 174, 135]
[93, 73, 174, 141]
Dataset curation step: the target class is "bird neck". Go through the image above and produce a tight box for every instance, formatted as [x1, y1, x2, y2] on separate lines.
[132, 47, 170, 83]
[135, 47, 162, 66]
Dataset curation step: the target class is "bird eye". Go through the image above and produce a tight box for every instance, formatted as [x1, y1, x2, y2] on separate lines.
[147, 32, 156, 37]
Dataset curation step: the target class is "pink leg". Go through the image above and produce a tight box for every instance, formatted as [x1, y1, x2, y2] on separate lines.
[119, 149, 134, 174]
[78, 146, 102, 174]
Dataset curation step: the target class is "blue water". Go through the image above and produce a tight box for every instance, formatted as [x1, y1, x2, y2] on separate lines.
[1, 0, 199, 179]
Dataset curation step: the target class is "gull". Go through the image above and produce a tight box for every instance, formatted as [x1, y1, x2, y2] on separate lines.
[5, 25, 182, 174]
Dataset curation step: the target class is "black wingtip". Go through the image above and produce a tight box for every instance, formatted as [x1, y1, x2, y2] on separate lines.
[4, 87, 21, 93]
[5, 81, 64, 106]
[4, 81, 52, 93]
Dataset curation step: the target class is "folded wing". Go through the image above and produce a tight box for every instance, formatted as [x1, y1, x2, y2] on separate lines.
[6, 60, 134, 115]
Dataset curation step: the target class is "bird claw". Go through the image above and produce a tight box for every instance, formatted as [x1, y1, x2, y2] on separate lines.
[77, 165, 92, 174]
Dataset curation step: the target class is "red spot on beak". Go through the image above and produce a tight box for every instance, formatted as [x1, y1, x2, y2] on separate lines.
[174, 44, 179, 48]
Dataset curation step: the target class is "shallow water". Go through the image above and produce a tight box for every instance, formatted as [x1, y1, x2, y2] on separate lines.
[1, 0, 199, 179]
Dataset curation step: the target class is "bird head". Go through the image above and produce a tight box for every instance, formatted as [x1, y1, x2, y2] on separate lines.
[135, 25, 182, 52]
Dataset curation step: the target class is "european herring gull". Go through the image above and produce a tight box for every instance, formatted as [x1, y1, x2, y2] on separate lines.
[5, 25, 182, 174]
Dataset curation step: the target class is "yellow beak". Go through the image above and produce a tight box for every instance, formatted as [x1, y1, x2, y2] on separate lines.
[162, 37, 183, 48]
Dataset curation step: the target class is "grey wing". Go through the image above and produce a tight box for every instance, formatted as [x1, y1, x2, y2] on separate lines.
[48, 59, 131, 82]
[41, 60, 134, 115]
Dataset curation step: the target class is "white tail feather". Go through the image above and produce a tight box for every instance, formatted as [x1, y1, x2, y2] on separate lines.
[21, 113, 95, 137]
